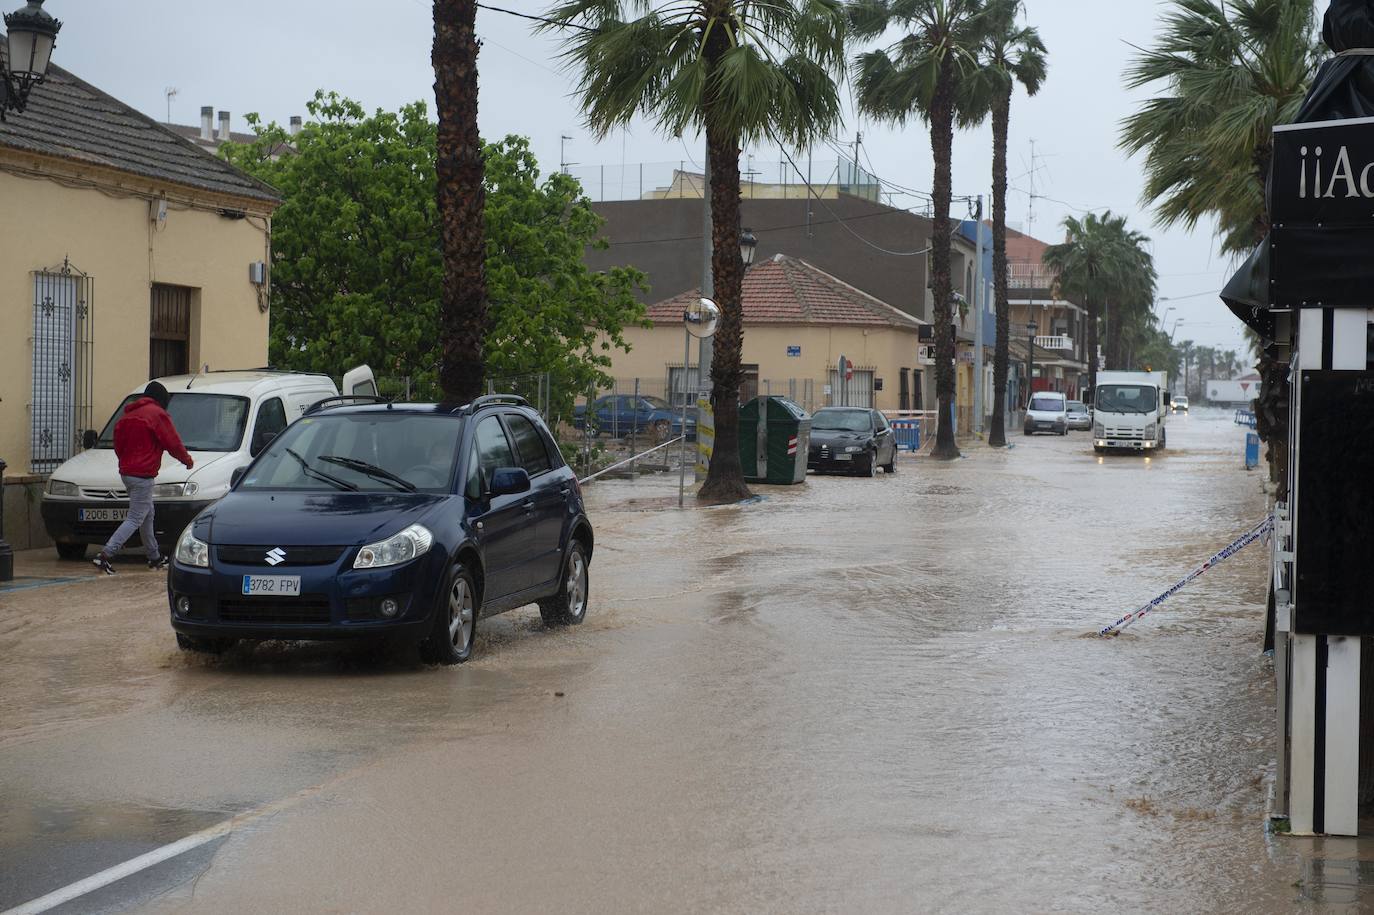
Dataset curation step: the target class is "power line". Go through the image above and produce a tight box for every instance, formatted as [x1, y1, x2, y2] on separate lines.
[475, 2, 597, 31]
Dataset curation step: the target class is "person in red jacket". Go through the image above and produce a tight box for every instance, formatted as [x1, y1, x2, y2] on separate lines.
[93, 381, 194, 574]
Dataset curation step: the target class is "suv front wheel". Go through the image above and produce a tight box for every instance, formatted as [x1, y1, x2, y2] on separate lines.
[540, 540, 588, 626]
[421, 563, 478, 665]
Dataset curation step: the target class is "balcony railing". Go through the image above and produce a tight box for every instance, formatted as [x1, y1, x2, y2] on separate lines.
[1035, 334, 1075, 352]
[1008, 264, 1059, 289]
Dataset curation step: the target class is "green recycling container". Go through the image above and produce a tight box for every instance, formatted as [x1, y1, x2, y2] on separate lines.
[738, 396, 811, 484]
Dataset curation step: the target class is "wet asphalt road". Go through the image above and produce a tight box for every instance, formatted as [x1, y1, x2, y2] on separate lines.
[0, 410, 1326, 912]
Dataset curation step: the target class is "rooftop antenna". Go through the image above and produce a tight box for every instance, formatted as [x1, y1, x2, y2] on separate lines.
[1027, 137, 1038, 238]
[559, 135, 576, 175]
[164, 87, 178, 125]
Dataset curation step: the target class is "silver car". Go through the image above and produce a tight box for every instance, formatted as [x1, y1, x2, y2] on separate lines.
[1066, 400, 1091, 431]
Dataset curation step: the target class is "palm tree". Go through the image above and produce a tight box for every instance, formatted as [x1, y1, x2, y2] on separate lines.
[547, 0, 847, 502]
[850, 0, 988, 459]
[434, 0, 488, 402]
[1177, 339, 1195, 399]
[1120, 0, 1319, 490]
[1043, 211, 1152, 393]
[961, 0, 1045, 448]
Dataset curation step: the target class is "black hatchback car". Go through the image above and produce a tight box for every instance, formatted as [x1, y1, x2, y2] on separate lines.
[168, 395, 593, 665]
[807, 407, 898, 476]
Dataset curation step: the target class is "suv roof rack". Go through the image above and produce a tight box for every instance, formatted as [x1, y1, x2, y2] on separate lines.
[305, 394, 392, 415]
[468, 394, 529, 411]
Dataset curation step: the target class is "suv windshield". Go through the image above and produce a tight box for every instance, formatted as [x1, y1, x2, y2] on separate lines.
[1068, 401, 1086, 412]
[1096, 384, 1158, 414]
[240, 413, 463, 494]
[1029, 396, 1064, 412]
[97, 393, 250, 452]
[812, 410, 870, 432]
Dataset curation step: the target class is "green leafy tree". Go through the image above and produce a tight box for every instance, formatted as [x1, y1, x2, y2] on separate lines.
[545, 0, 848, 503]
[961, 0, 1046, 447]
[223, 93, 647, 420]
[850, 0, 989, 459]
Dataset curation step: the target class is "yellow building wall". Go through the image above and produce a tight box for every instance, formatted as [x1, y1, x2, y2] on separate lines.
[0, 165, 273, 474]
[608, 321, 923, 412]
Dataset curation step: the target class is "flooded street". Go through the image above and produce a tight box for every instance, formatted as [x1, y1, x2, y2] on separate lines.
[0, 410, 1334, 912]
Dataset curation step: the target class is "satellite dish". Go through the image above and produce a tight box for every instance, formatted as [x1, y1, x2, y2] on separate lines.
[684, 297, 720, 338]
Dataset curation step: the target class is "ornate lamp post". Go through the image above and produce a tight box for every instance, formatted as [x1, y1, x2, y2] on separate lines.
[740, 227, 758, 269]
[1, 0, 61, 120]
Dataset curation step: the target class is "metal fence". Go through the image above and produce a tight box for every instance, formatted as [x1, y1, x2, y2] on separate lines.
[30, 261, 94, 473]
[563, 157, 884, 204]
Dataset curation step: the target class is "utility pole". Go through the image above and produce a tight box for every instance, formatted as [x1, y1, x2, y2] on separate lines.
[973, 195, 985, 436]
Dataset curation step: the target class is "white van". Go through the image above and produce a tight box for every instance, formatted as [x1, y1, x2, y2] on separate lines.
[41, 366, 375, 559]
[1023, 391, 1069, 436]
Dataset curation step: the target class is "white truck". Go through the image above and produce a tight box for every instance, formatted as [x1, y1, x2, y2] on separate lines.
[40, 366, 375, 559]
[1091, 370, 1171, 454]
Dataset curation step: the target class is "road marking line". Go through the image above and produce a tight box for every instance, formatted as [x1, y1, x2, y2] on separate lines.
[1, 778, 330, 915]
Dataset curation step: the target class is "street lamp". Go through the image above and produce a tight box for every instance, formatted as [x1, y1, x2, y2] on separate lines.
[1026, 321, 1038, 404]
[740, 227, 758, 269]
[681, 296, 719, 507]
[1, 0, 61, 120]
[1169, 318, 1185, 342]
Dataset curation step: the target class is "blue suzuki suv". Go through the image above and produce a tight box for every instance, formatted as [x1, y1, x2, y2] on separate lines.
[167, 395, 593, 665]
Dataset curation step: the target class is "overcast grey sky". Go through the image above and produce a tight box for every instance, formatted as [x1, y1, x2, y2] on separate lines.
[54, 0, 1272, 358]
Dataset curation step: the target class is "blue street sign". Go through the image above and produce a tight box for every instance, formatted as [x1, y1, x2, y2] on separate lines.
[786, 345, 801, 357]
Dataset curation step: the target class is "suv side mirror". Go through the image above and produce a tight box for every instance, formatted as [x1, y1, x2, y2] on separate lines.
[250, 430, 277, 457]
[488, 467, 531, 496]
[81, 429, 98, 450]
[231, 466, 248, 488]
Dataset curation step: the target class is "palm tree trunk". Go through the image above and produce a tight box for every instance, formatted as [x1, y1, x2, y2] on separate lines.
[434, 0, 487, 402]
[989, 91, 1011, 448]
[1086, 292, 1099, 393]
[929, 59, 960, 460]
[697, 121, 752, 504]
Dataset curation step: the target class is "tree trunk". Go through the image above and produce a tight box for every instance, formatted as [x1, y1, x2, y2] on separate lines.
[929, 59, 960, 460]
[696, 126, 751, 503]
[1086, 292, 1099, 394]
[434, 0, 487, 402]
[988, 91, 1011, 448]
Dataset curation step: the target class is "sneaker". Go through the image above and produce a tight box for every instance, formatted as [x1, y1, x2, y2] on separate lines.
[92, 554, 116, 575]
[148, 556, 169, 571]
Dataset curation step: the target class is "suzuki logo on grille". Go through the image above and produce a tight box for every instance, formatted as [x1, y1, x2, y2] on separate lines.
[265, 547, 286, 566]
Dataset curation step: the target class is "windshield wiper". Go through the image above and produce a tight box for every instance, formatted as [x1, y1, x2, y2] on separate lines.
[284, 448, 358, 492]
[318, 455, 417, 492]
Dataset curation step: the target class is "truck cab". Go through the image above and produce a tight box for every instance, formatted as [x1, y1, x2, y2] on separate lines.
[40, 366, 374, 559]
[1091, 370, 1170, 454]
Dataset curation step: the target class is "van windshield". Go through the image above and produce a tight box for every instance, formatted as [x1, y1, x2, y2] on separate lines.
[97, 394, 250, 452]
[1029, 396, 1063, 412]
[1096, 385, 1157, 414]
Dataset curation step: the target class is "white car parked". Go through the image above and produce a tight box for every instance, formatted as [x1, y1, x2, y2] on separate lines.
[41, 366, 375, 559]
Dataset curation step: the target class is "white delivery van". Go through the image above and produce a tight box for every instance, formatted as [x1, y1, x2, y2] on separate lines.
[41, 366, 375, 559]
[1091, 370, 1170, 454]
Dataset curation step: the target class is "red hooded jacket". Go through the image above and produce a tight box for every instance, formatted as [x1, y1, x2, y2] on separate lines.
[113, 397, 194, 478]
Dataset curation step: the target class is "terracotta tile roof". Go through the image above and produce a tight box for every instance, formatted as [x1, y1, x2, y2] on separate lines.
[645, 254, 925, 329]
[0, 55, 280, 205]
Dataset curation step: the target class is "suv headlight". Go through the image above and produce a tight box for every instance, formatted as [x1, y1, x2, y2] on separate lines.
[354, 524, 433, 569]
[153, 482, 199, 498]
[175, 526, 210, 567]
[46, 479, 78, 497]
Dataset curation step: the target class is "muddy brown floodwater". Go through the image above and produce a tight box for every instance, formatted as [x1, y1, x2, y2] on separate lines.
[0, 410, 1336, 912]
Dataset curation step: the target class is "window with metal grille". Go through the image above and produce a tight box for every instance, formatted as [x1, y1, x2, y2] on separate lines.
[150, 284, 192, 379]
[827, 368, 875, 408]
[31, 263, 94, 473]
